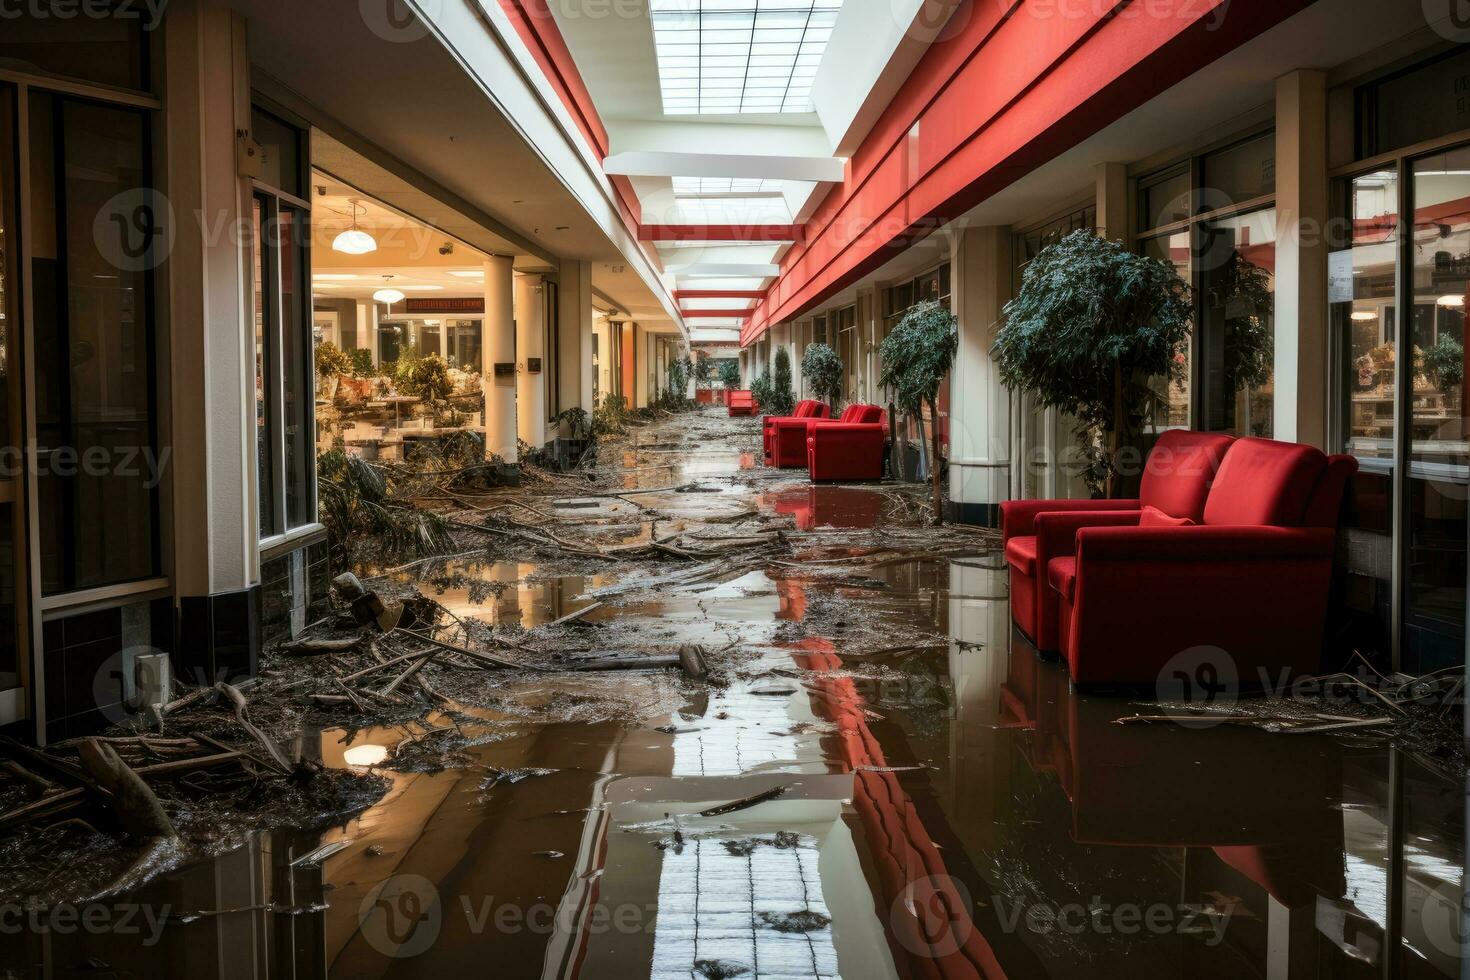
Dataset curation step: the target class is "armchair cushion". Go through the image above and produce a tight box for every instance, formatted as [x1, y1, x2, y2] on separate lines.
[1000, 498, 1139, 542]
[1203, 437, 1326, 526]
[1139, 505, 1193, 527]
[1004, 536, 1038, 576]
[1048, 557, 1077, 602]
[1139, 430, 1236, 521]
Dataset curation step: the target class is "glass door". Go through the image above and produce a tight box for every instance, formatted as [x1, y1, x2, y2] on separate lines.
[0, 87, 28, 724]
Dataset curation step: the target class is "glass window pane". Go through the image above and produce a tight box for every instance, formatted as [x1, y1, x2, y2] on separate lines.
[0, 4, 148, 92]
[277, 206, 312, 529]
[1199, 209, 1276, 436]
[0, 89, 14, 456]
[251, 108, 302, 198]
[1200, 132, 1275, 209]
[1406, 150, 1468, 667]
[1337, 170, 1399, 461]
[30, 94, 157, 594]
[1362, 47, 1470, 158]
[252, 198, 276, 537]
[1140, 168, 1191, 231]
[1140, 233, 1192, 429]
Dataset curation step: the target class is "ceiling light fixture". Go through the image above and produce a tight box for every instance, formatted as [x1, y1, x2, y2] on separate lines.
[1350, 309, 1378, 321]
[1436, 294, 1465, 307]
[332, 199, 377, 255]
[373, 275, 406, 307]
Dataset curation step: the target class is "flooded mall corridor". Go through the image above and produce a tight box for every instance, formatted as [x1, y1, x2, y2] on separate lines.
[1, 408, 1463, 980]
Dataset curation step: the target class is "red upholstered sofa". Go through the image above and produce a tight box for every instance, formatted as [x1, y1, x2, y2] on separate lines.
[727, 390, 756, 416]
[1002, 429, 1235, 653]
[806, 404, 886, 481]
[1005, 433, 1357, 686]
[762, 399, 831, 467]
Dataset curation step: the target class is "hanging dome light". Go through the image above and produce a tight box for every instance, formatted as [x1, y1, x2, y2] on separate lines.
[373, 275, 405, 307]
[1436, 293, 1465, 307]
[332, 200, 377, 255]
[1350, 309, 1378, 321]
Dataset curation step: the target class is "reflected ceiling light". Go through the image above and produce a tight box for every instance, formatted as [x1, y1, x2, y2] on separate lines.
[1436, 294, 1465, 307]
[332, 199, 377, 255]
[342, 744, 389, 767]
[373, 275, 406, 306]
[1350, 309, 1378, 321]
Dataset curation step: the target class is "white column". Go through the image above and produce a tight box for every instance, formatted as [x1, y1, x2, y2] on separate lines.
[633, 325, 651, 409]
[353, 299, 376, 356]
[483, 256, 517, 462]
[514, 272, 546, 447]
[1274, 69, 1330, 448]
[949, 226, 1013, 526]
[164, 0, 254, 595]
[557, 259, 594, 413]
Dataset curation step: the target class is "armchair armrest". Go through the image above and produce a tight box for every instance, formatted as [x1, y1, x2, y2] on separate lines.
[1000, 498, 1140, 541]
[1076, 525, 1336, 562]
[1035, 510, 1142, 559]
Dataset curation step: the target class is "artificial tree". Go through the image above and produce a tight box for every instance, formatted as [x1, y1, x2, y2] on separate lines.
[801, 342, 843, 411]
[878, 301, 959, 522]
[314, 340, 353, 401]
[719, 359, 741, 390]
[693, 351, 713, 391]
[995, 229, 1191, 498]
[769, 346, 796, 416]
[1424, 335, 1465, 391]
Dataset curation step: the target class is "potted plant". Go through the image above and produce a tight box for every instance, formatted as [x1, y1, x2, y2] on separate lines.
[718, 360, 741, 404]
[879, 301, 959, 522]
[995, 229, 1191, 498]
[768, 346, 796, 416]
[314, 340, 353, 403]
[801, 342, 843, 413]
[1423, 335, 1465, 393]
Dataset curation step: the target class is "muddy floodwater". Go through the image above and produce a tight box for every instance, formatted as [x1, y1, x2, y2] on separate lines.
[1, 409, 1463, 979]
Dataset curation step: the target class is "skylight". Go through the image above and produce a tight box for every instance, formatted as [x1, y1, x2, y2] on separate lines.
[651, 0, 844, 116]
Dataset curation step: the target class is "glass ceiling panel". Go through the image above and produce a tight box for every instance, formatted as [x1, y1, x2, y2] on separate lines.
[651, 0, 844, 115]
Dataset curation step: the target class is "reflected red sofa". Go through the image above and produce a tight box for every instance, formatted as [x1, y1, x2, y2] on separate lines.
[805, 404, 886, 481]
[727, 390, 756, 416]
[1051, 437, 1357, 686]
[1001, 429, 1235, 652]
[762, 399, 831, 467]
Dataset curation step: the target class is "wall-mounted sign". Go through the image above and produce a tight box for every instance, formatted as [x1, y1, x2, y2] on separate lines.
[527, 357, 542, 374]
[494, 362, 515, 385]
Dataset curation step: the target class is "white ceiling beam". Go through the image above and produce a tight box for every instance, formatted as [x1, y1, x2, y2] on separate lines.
[666, 262, 781, 278]
[605, 151, 845, 184]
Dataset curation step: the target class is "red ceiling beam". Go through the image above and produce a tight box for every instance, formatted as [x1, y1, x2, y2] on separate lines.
[640, 224, 802, 242]
[675, 290, 766, 301]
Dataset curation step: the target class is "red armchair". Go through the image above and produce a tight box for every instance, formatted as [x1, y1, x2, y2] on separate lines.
[1054, 437, 1358, 686]
[1001, 429, 1236, 652]
[762, 399, 831, 466]
[727, 390, 756, 417]
[805, 404, 886, 481]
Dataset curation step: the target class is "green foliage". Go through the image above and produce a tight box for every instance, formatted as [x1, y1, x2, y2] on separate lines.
[398, 353, 453, 403]
[1213, 252, 1274, 396]
[551, 406, 593, 441]
[801, 342, 844, 408]
[719, 360, 741, 388]
[694, 352, 713, 386]
[749, 369, 774, 411]
[995, 229, 1192, 495]
[878, 302, 958, 413]
[347, 347, 375, 378]
[317, 447, 454, 573]
[314, 340, 354, 380]
[768, 347, 796, 416]
[593, 393, 629, 436]
[1423, 335, 1465, 389]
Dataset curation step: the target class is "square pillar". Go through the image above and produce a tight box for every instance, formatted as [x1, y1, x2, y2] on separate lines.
[514, 272, 546, 448]
[557, 259, 594, 413]
[949, 226, 1013, 526]
[1274, 69, 1330, 448]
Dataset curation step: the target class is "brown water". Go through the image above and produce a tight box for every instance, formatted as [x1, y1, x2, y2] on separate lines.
[1, 416, 1463, 979]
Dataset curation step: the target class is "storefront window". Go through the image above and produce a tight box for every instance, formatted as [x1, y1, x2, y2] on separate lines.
[1338, 169, 1399, 460]
[0, 3, 149, 92]
[1199, 209, 1276, 437]
[1139, 233, 1191, 428]
[30, 92, 158, 593]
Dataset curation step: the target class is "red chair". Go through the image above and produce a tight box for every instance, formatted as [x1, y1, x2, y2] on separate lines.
[805, 404, 886, 481]
[727, 390, 756, 417]
[762, 399, 831, 467]
[1001, 429, 1235, 653]
[1052, 437, 1357, 686]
